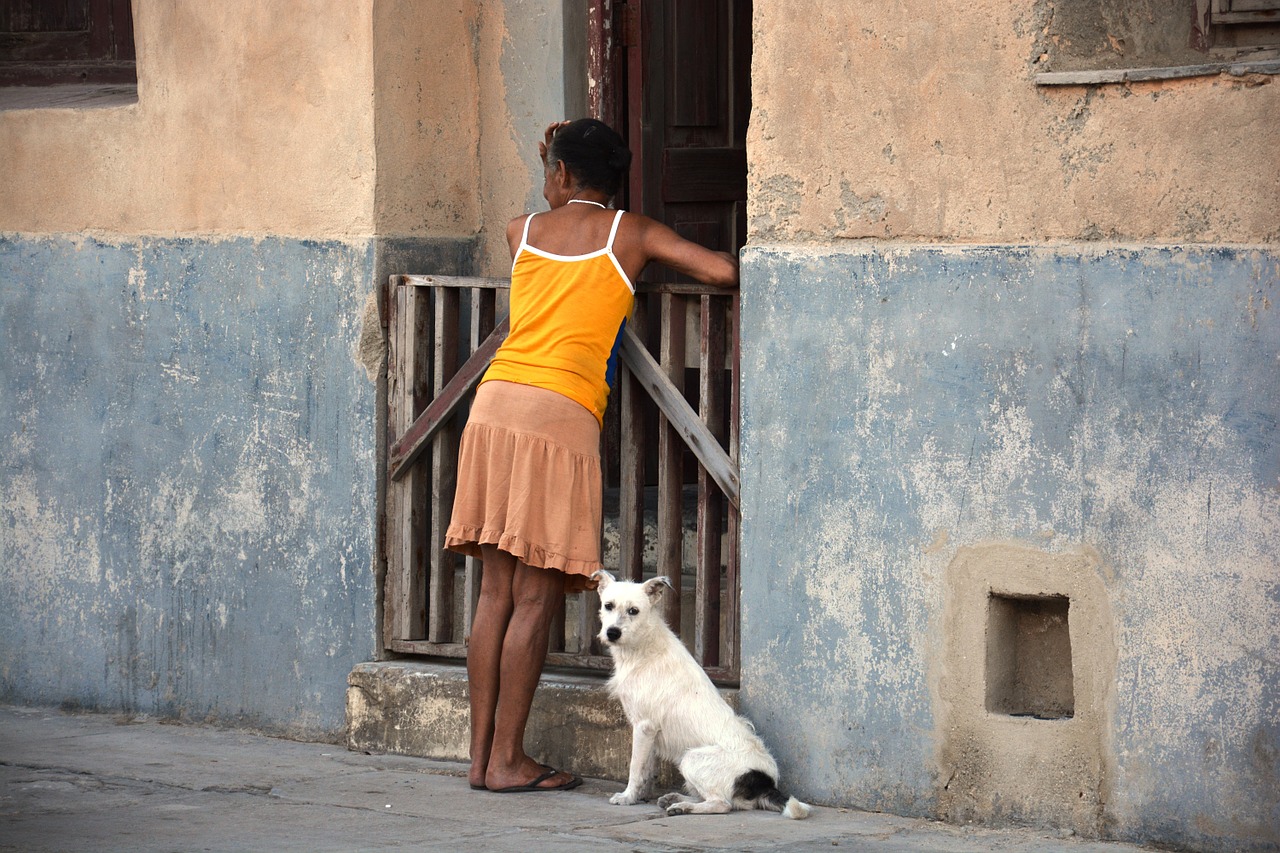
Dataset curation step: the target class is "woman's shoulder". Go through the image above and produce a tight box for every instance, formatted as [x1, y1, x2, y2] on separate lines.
[507, 212, 534, 236]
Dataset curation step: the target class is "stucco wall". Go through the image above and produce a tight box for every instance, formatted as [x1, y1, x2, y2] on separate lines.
[739, 246, 1278, 850]
[0, 235, 378, 735]
[0, 0, 573, 737]
[748, 1, 1279, 244]
[475, 0, 582, 275]
[373, 0, 481, 238]
[741, 3, 1278, 849]
[0, 1, 389, 737]
[0, 1, 376, 237]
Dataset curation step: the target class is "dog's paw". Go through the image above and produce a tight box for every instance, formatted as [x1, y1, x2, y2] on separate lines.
[609, 790, 642, 806]
[664, 801, 696, 816]
[656, 793, 685, 809]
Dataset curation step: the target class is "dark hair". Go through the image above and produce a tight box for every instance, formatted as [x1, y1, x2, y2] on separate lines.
[546, 118, 632, 198]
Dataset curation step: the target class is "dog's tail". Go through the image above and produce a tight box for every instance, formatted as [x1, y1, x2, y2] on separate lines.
[737, 770, 812, 819]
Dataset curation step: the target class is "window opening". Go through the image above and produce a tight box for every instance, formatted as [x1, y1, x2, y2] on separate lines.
[986, 593, 1075, 720]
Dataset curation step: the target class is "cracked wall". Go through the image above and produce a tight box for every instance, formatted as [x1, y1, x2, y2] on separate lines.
[747, 1, 1279, 244]
[739, 246, 1278, 851]
[741, 4, 1277, 849]
[0, 0, 580, 737]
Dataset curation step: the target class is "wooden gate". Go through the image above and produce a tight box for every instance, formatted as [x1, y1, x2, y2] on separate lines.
[381, 274, 740, 683]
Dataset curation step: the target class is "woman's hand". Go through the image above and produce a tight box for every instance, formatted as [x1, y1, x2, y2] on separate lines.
[538, 121, 572, 167]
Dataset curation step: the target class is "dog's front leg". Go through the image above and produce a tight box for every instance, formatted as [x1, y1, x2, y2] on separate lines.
[609, 719, 658, 805]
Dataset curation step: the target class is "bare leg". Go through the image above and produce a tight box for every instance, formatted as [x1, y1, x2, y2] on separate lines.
[467, 546, 516, 788]
[483, 558, 575, 791]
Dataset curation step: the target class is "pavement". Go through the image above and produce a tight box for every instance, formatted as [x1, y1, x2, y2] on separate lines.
[0, 704, 1161, 853]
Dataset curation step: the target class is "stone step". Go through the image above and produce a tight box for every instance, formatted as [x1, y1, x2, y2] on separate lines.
[345, 661, 737, 789]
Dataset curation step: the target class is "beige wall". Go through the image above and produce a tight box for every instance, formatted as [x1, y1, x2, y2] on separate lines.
[374, 0, 481, 238]
[748, 1, 1280, 244]
[0, 1, 376, 238]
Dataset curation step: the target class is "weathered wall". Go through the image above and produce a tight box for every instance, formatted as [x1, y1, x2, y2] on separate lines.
[0, 0, 573, 737]
[0, 1, 388, 738]
[475, 0, 584, 275]
[739, 246, 1278, 850]
[373, 0, 481, 238]
[0, 1, 376, 237]
[748, 2, 1279, 244]
[740, 2, 1278, 851]
[0, 236, 377, 735]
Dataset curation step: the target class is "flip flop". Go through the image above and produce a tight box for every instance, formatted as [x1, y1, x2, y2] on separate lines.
[488, 767, 583, 794]
[469, 782, 488, 791]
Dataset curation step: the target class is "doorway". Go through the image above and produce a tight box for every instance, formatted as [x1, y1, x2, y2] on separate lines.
[598, 0, 751, 265]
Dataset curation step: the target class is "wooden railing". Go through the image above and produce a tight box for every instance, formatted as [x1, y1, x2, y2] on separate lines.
[382, 274, 740, 683]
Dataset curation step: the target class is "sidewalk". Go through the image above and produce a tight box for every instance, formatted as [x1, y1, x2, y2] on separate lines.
[0, 705, 1157, 853]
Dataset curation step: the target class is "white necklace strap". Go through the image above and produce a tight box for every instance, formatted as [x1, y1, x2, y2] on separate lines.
[567, 199, 607, 208]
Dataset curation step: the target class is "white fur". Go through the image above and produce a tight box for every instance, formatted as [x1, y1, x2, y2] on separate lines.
[594, 570, 811, 819]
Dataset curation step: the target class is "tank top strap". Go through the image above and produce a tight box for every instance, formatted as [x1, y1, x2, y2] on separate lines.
[519, 212, 536, 249]
[605, 209, 625, 253]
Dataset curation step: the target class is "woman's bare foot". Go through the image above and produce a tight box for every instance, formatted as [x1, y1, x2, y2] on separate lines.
[469, 757, 488, 789]
[485, 755, 578, 791]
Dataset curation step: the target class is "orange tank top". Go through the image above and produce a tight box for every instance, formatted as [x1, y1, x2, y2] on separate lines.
[481, 205, 635, 427]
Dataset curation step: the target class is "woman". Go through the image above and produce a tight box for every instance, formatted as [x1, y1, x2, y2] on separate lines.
[445, 119, 738, 793]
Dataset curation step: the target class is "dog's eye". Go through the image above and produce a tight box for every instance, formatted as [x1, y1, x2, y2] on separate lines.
[603, 602, 614, 611]
[627, 607, 640, 616]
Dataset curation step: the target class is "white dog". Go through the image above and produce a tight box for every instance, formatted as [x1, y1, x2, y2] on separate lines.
[593, 570, 810, 819]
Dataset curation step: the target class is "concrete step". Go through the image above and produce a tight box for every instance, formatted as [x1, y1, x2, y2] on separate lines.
[345, 661, 737, 789]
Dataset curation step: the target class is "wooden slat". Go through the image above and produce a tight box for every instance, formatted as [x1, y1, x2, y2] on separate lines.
[398, 274, 732, 299]
[621, 326, 740, 509]
[578, 588, 602, 656]
[427, 288, 461, 643]
[696, 295, 726, 666]
[462, 288, 496, 645]
[384, 282, 430, 644]
[388, 639, 737, 685]
[618, 301, 647, 582]
[401, 274, 510, 290]
[656, 294, 686, 634]
[723, 294, 741, 677]
[389, 316, 509, 481]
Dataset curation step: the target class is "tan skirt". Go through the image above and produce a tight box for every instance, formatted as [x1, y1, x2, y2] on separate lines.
[445, 380, 602, 592]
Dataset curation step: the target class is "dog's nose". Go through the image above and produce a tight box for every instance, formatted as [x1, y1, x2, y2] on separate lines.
[606, 626, 621, 642]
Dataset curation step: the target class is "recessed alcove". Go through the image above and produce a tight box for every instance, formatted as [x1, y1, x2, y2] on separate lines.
[985, 593, 1074, 719]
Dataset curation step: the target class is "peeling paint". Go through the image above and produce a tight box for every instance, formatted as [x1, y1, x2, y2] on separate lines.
[0, 235, 378, 738]
[739, 244, 1280, 850]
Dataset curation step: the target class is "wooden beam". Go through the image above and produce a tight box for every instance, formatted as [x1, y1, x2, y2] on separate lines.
[389, 316, 509, 481]
[621, 325, 740, 509]
[384, 283, 430, 644]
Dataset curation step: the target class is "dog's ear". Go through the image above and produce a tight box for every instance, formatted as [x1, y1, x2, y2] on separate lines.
[592, 569, 615, 590]
[643, 576, 674, 600]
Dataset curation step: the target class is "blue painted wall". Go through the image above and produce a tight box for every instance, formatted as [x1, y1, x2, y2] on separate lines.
[738, 245, 1279, 850]
[0, 235, 377, 737]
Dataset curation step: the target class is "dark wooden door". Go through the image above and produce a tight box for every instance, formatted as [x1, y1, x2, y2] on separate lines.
[624, 0, 751, 279]
[0, 0, 135, 84]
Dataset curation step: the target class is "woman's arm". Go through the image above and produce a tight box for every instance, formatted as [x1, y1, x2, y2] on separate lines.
[633, 216, 739, 288]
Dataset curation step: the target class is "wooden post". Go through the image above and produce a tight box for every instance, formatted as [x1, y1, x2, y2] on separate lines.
[724, 293, 741, 676]
[463, 287, 496, 645]
[428, 287, 460, 643]
[618, 297, 647, 582]
[657, 293, 686, 635]
[384, 279, 430, 645]
[696, 294, 726, 667]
